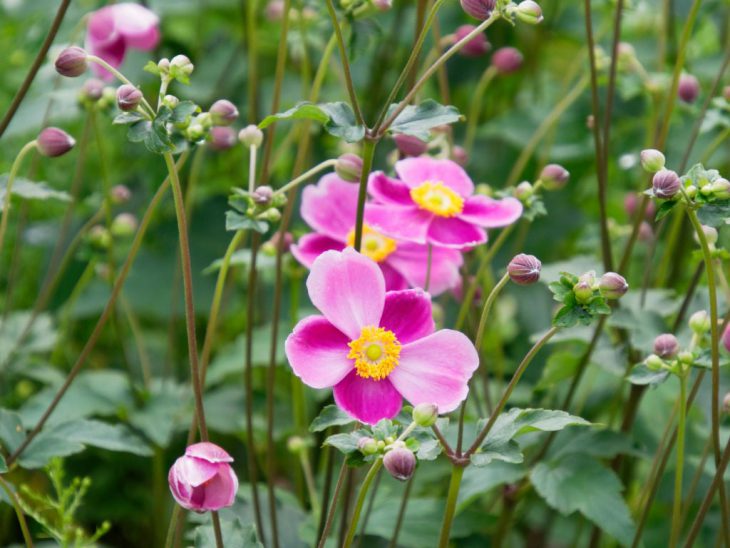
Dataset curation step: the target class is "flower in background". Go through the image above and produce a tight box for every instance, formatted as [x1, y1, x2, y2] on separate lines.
[285, 249, 479, 424]
[291, 173, 463, 296]
[168, 442, 238, 512]
[85, 2, 160, 80]
[367, 157, 522, 249]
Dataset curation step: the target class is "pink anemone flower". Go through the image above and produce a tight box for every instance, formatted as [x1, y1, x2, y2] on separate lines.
[85, 2, 161, 81]
[367, 157, 523, 249]
[291, 173, 463, 296]
[285, 248, 479, 425]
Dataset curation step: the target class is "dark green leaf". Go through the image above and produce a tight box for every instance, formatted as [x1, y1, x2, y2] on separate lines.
[225, 211, 269, 233]
[470, 439, 524, 467]
[171, 100, 200, 124]
[0, 176, 70, 202]
[627, 363, 670, 386]
[259, 102, 366, 142]
[697, 199, 730, 227]
[655, 199, 678, 221]
[0, 454, 6, 473]
[0, 409, 24, 452]
[324, 433, 361, 454]
[480, 408, 591, 448]
[309, 405, 355, 432]
[416, 439, 441, 461]
[386, 100, 462, 139]
[113, 112, 146, 125]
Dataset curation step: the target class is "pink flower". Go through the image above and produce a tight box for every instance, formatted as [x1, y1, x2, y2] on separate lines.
[168, 442, 239, 512]
[723, 324, 730, 354]
[285, 249, 479, 425]
[85, 3, 160, 81]
[366, 157, 523, 249]
[291, 173, 463, 296]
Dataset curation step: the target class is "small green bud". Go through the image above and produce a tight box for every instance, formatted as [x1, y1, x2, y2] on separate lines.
[258, 208, 282, 222]
[413, 403, 439, 427]
[689, 310, 711, 335]
[645, 354, 664, 371]
[110, 213, 138, 238]
[287, 436, 306, 453]
[239, 125, 264, 148]
[678, 351, 694, 365]
[711, 177, 730, 199]
[358, 437, 379, 455]
[640, 149, 666, 173]
[514, 181, 533, 201]
[685, 185, 697, 199]
[515, 0, 543, 24]
[162, 94, 180, 109]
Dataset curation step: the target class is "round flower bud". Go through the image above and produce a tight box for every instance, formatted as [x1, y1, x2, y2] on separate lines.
[383, 447, 416, 481]
[265, 0, 285, 20]
[163, 95, 180, 109]
[653, 333, 679, 359]
[540, 164, 569, 190]
[169, 442, 238, 512]
[209, 99, 239, 126]
[263, 231, 293, 255]
[623, 193, 656, 219]
[515, 0, 544, 24]
[373, 0, 393, 11]
[689, 310, 710, 335]
[638, 221, 654, 243]
[252, 185, 274, 205]
[186, 123, 206, 141]
[158, 58, 171, 72]
[394, 134, 428, 157]
[652, 169, 680, 199]
[335, 153, 364, 182]
[413, 403, 439, 427]
[111, 185, 132, 204]
[452, 146, 469, 167]
[171, 54, 194, 76]
[678, 74, 699, 104]
[55, 46, 88, 77]
[287, 436, 306, 453]
[209, 127, 237, 151]
[507, 253, 541, 285]
[711, 177, 730, 200]
[491, 47, 524, 75]
[454, 25, 490, 57]
[37, 127, 76, 158]
[111, 213, 138, 238]
[239, 125, 263, 148]
[645, 354, 665, 371]
[678, 351, 694, 365]
[694, 225, 718, 246]
[724, 86, 730, 102]
[598, 272, 628, 299]
[640, 149, 666, 173]
[116, 84, 143, 112]
[460, 0, 496, 20]
[722, 324, 730, 354]
[88, 225, 112, 249]
[258, 207, 282, 222]
[514, 181, 533, 201]
[358, 437, 378, 455]
[723, 392, 730, 414]
[573, 280, 594, 304]
[80, 78, 105, 102]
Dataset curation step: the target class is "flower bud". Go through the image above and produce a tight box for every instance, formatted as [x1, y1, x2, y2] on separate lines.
[171, 54, 194, 76]
[689, 310, 710, 335]
[723, 324, 730, 354]
[169, 442, 238, 512]
[638, 221, 654, 243]
[413, 403, 439, 427]
[653, 333, 679, 359]
[460, 0, 496, 20]
[163, 94, 179, 109]
[724, 85, 730, 102]
[358, 437, 379, 455]
[640, 149, 666, 173]
[80, 78, 105, 102]
[239, 125, 263, 148]
[55, 46, 88, 77]
[623, 192, 656, 219]
[507, 253, 541, 285]
[678, 351, 694, 365]
[37, 127, 76, 157]
[252, 185, 274, 205]
[263, 231, 293, 255]
[491, 47, 524, 75]
[116, 84, 143, 112]
[573, 280, 594, 304]
[383, 447, 416, 481]
[265, 0, 285, 20]
[645, 354, 664, 371]
[373, 0, 392, 11]
[258, 208, 282, 222]
[454, 25, 490, 57]
[452, 146, 469, 167]
[186, 123, 206, 141]
[514, 181, 533, 201]
[540, 164, 569, 190]
[711, 177, 730, 200]
[515, 0, 544, 24]
[209, 99, 239, 126]
[393, 134, 428, 157]
[335, 153, 364, 182]
[678, 74, 699, 104]
[209, 126, 237, 151]
[158, 58, 171, 72]
[652, 169, 680, 199]
[111, 213, 138, 238]
[598, 272, 628, 299]
[694, 225, 718, 246]
[111, 185, 132, 204]
[287, 436, 306, 453]
[88, 225, 112, 249]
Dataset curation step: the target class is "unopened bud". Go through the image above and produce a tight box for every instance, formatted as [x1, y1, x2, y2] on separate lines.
[515, 0, 544, 24]
[723, 393, 730, 414]
[460, 0, 496, 20]
[652, 169, 680, 199]
[678, 74, 700, 104]
[111, 213, 138, 237]
[158, 58, 171, 72]
[540, 164, 569, 190]
[573, 280, 594, 304]
[598, 272, 628, 299]
[507, 253, 541, 285]
[653, 334, 679, 359]
[638, 221, 654, 243]
[88, 225, 111, 249]
[258, 208, 281, 222]
[451, 146, 469, 166]
[265, 0, 285, 20]
[373, 0, 392, 10]
[678, 351, 694, 365]
[394, 134, 428, 157]
[358, 437, 378, 455]
[209, 127, 237, 151]
[689, 310, 710, 335]
[287, 436, 306, 453]
[645, 354, 664, 371]
[171, 54, 194, 76]
[252, 185, 274, 205]
[711, 178, 730, 199]
[186, 123, 205, 141]
[491, 47, 523, 74]
[383, 447, 416, 481]
[335, 153, 364, 182]
[116, 84, 143, 111]
[209, 99, 239, 126]
[80, 78, 105, 102]
[413, 403, 439, 427]
[111, 185, 132, 204]
[640, 149, 666, 173]
[239, 125, 263, 148]
[37, 127, 76, 157]
[514, 181, 533, 201]
[723, 324, 730, 353]
[55, 46, 88, 77]
[162, 94, 180, 109]
[694, 225, 718, 246]
[454, 25, 490, 57]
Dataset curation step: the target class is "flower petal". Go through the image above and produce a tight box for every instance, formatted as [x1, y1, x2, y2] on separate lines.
[460, 195, 523, 228]
[199, 465, 238, 511]
[366, 203, 432, 245]
[186, 442, 234, 463]
[285, 315, 354, 388]
[173, 455, 219, 487]
[291, 233, 344, 268]
[395, 157, 474, 197]
[427, 217, 486, 249]
[380, 262, 410, 292]
[386, 242, 463, 296]
[333, 370, 402, 425]
[389, 330, 479, 413]
[368, 171, 413, 205]
[379, 289, 434, 344]
[300, 173, 359, 240]
[111, 3, 161, 49]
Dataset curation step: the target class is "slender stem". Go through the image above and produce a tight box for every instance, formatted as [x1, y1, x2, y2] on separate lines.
[86, 56, 155, 116]
[353, 139, 378, 251]
[299, 449, 321, 518]
[272, 159, 338, 197]
[342, 458, 384, 548]
[388, 473, 415, 548]
[474, 272, 510, 352]
[464, 66, 497, 155]
[163, 506, 182, 548]
[424, 244, 433, 292]
[356, 469, 383, 548]
[245, 0, 259, 122]
[437, 464, 465, 548]
[670, 372, 688, 547]
[317, 458, 349, 548]
[0, 476, 34, 548]
[699, 128, 729, 164]
[0, 141, 37, 264]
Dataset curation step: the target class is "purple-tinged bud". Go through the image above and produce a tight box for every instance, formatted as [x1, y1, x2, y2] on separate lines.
[598, 272, 628, 299]
[239, 125, 263, 147]
[335, 153, 364, 182]
[507, 253, 541, 285]
[454, 25, 490, 57]
[80, 78, 105, 102]
[111, 185, 132, 204]
[383, 447, 416, 481]
[540, 163, 569, 190]
[263, 231, 293, 254]
[514, 181, 533, 201]
[694, 225, 718, 246]
[37, 127, 76, 158]
[358, 437, 379, 455]
[515, 0, 544, 24]
[265, 0, 285, 20]
[653, 334, 679, 359]
[678, 74, 700, 103]
[689, 310, 710, 335]
[111, 213, 138, 238]
[460, 0, 496, 20]
[209, 99, 239, 126]
[116, 84, 143, 112]
[723, 324, 730, 354]
[373, 0, 392, 11]
[55, 46, 88, 77]
[394, 134, 428, 157]
[652, 169, 680, 199]
[638, 221, 654, 243]
[640, 149, 666, 173]
[623, 192, 655, 220]
[491, 47, 524, 75]
[711, 177, 730, 199]
[413, 403, 439, 427]
[586, 115, 595, 129]
[451, 146, 469, 166]
[208, 127, 237, 151]
[252, 185, 274, 205]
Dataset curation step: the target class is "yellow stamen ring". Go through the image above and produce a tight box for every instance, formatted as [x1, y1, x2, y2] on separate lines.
[410, 180, 464, 217]
[347, 326, 401, 381]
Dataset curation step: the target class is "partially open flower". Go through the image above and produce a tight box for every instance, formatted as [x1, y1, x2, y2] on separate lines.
[335, 153, 364, 182]
[116, 84, 143, 111]
[209, 99, 239, 126]
[653, 333, 679, 359]
[508, 254, 541, 285]
[460, 0, 496, 20]
[540, 164, 569, 190]
[37, 127, 76, 157]
[55, 46, 88, 77]
[598, 272, 628, 299]
[678, 74, 700, 103]
[383, 447, 416, 481]
[394, 134, 428, 157]
[491, 47, 524, 74]
[209, 127, 237, 151]
[652, 169, 680, 199]
[454, 25, 490, 57]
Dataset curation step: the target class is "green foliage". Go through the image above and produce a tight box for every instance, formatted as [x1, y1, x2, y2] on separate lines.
[0, 175, 70, 202]
[384, 100, 462, 139]
[549, 272, 611, 327]
[309, 404, 355, 432]
[194, 517, 263, 548]
[259, 102, 366, 142]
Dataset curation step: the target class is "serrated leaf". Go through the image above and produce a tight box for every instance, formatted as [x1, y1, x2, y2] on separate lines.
[143, 60, 160, 75]
[259, 101, 365, 142]
[480, 408, 591, 449]
[309, 405, 355, 432]
[225, 211, 269, 233]
[697, 199, 730, 227]
[0, 176, 70, 202]
[324, 433, 361, 454]
[386, 100, 462, 139]
[470, 439, 523, 467]
[171, 100, 199, 124]
[416, 439, 441, 461]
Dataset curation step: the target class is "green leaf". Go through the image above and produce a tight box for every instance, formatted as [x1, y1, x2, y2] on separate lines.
[655, 199, 678, 221]
[225, 211, 269, 233]
[259, 102, 366, 142]
[171, 100, 200, 124]
[0, 176, 70, 202]
[194, 517, 263, 548]
[470, 439, 524, 467]
[309, 405, 355, 432]
[0, 454, 6, 473]
[127, 118, 175, 154]
[697, 199, 730, 227]
[551, 430, 637, 460]
[0, 409, 25, 452]
[481, 408, 591, 448]
[536, 351, 581, 389]
[627, 363, 670, 386]
[416, 439, 441, 461]
[531, 454, 636, 546]
[385, 100, 462, 139]
[458, 462, 527, 508]
[113, 111, 146, 125]
[143, 60, 160, 75]
[324, 433, 362, 454]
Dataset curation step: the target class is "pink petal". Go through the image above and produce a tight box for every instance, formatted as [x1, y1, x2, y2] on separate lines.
[87, 7, 119, 50]
[386, 242, 463, 296]
[368, 172, 414, 205]
[86, 37, 126, 81]
[285, 315, 354, 389]
[110, 3, 161, 50]
[291, 233, 344, 268]
[395, 157, 474, 197]
[300, 174, 359, 240]
[171, 455, 219, 488]
[380, 263, 410, 292]
[199, 465, 238, 511]
[389, 330, 479, 413]
[185, 442, 234, 463]
[169, 462, 193, 507]
[460, 195, 523, 228]
[379, 289, 434, 344]
[333, 370, 402, 425]
[366, 203, 432, 245]
[427, 217, 487, 249]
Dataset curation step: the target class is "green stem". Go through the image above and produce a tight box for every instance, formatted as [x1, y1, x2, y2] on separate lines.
[699, 128, 729, 164]
[317, 458, 349, 548]
[464, 66, 497, 155]
[0, 140, 37, 266]
[424, 244, 433, 292]
[85, 56, 155, 116]
[474, 272, 510, 352]
[299, 448, 321, 518]
[670, 372, 688, 547]
[272, 159, 338, 197]
[437, 464, 465, 547]
[388, 472, 415, 548]
[245, 0, 259, 122]
[163, 505, 181, 548]
[0, 476, 34, 548]
[353, 139, 378, 251]
[342, 458, 384, 548]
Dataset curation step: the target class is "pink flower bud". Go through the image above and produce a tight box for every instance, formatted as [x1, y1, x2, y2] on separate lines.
[460, 0, 496, 20]
[598, 272, 628, 299]
[654, 333, 679, 359]
[454, 25, 490, 57]
[491, 47, 524, 74]
[652, 169, 680, 199]
[265, 0, 285, 20]
[264, 231, 293, 253]
[55, 46, 88, 77]
[678, 74, 700, 104]
[723, 392, 730, 414]
[37, 127, 76, 157]
[638, 221, 654, 243]
[451, 146, 469, 166]
[111, 213, 138, 237]
[252, 185, 274, 205]
[80, 78, 105, 102]
[111, 185, 132, 204]
[168, 442, 239, 512]
[724, 86, 730, 102]
[209, 99, 239, 126]
[209, 127, 237, 151]
[335, 153, 364, 182]
[507, 253, 541, 285]
[383, 447, 416, 481]
[624, 192, 655, 220]
[540, 163, 569, 190]
[116, 84, 143, 112]
[373, 0, 393, 11]
[394, 134, 428, 157]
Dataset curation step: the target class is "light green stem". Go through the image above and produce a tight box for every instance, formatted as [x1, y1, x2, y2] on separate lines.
[474, 272, 510, 352]
[272, 159, 338, 197]
[0, 476, 34, 548]
[670, 371, 688, 547]
[437, 464, 465, 547]
[353, 139, 378, 251]
[0, 140, 37, 266]
[85, 55, 155, 116]
[464, 66, 497, 154]
[342, 458, 384, 548]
